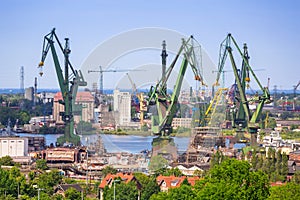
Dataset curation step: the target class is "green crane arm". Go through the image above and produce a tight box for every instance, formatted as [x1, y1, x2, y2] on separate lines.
[148, 36, 204, 135]
[215, 33, 272, 143]
[38, 28, 86, 145]
[227, 46, 251, 122]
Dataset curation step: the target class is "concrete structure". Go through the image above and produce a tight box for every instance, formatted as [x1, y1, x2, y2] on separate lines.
[53, 91, 94, 124]
[37, 92, 55, 103]
[24, 87, 34, 101]
[41, 147, 84, 163]
[0, 137, 28, 157]
[113, 90, 131, 126]
[97, 104, 116, 129]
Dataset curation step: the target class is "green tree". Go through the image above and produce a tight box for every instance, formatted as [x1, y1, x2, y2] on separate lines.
[0, 155, 15, 166]
[0, 167, 19, 198]
[150, 184, 196, 200]
[181, 178, 190, 186]
[103, 181, 138, 200]
[196, 159, 270, 200]
[64, 187, 81, 200]
[36, 159, 48, 170]
[102, 166, 117, 177]
[162, 168, 183, 177]
[149, 155, 168, 172]
[77, 121, 96, 134]
[251, 149, 258, 170]
[292, 170, 300, 184]
[210, 150, 227, 168]
[275, 150, 282, 175]
[133, 173, 160, 200]
[167, 184, 195, 200]
[37, 170, 63, 196]
[281, 152, 288, 179]
[141, 124, 149, 131]
[268, 182, 300, 200]
[16, 111, 30, 125]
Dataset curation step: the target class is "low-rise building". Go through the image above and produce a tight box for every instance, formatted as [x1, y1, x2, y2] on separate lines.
[172, 118, 192, 129]
[0, 137, 28, 157]
[41, 147, 85, 163]
[55, 184, 83, 197]
[99, 172, 142, 200]
[156, 175, 200, 192]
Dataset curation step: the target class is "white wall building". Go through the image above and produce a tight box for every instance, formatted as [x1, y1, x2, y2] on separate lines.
[0, 137, 28, 157]
[113, 90, 131, 126]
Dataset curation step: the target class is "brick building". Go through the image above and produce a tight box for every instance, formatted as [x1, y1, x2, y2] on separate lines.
[53, 91, 94, 124]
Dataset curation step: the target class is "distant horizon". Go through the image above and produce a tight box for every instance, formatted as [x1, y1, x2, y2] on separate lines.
[0, 88, 298, 95]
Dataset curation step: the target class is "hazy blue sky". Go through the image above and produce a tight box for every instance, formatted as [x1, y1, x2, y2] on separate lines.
[0, 0, 299, 90]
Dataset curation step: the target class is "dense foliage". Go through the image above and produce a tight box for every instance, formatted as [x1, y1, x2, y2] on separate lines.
[151, 158, 270, 200]
[0, 153, 298, 199]
[0, 94, 52, 127]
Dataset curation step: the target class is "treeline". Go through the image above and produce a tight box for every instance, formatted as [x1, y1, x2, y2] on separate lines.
[0, 94, 52, 127]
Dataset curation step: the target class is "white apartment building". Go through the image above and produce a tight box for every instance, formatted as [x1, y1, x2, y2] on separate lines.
[113, 90, 131, 126]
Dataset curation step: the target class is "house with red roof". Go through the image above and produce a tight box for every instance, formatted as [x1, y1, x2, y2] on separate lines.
[99, 172, 142, 200]
[156, 175, 200, 192]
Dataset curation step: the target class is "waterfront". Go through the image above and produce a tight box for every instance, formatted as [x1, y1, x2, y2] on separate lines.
[17, 133, 190, 154]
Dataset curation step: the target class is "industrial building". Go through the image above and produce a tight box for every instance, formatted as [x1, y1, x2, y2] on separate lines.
[24, 87, 34, 101]
[0, 137, 28, 157]
[172, 118, 193, 129]
[53, 91, 94, 124]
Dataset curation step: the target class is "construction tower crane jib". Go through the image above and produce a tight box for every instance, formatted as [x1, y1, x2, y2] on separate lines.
[215, 33, 272, 146]
[147, 35, 205, 136]
[38, 28, 87, 146]
[88, 67, 144, 94]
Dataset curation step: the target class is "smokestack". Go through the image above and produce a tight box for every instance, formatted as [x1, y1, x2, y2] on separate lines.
[34, 77, 37, 106]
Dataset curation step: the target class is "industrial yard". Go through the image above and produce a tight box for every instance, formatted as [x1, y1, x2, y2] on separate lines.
[0, 1, 300, 199]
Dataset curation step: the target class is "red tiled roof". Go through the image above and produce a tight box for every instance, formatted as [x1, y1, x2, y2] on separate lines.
[54, 91, 94, 102]
[270, 181, 286, 187]
[99, 172, 135, 188]
[156, 175, 200, 189]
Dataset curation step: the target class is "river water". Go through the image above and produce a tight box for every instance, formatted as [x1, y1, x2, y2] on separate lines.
[17, 133, 190, 154]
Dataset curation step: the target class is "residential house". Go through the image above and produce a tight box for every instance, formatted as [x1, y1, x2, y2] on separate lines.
[55, 184, 83, 197]
[99, 172, 142, 200]
[156, 175, 200, 192]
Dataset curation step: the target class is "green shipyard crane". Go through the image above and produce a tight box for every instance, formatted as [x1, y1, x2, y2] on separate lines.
[147, 36, 205, 136]
[214, 33, 271, 145]
[38, 28, 87, 146]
